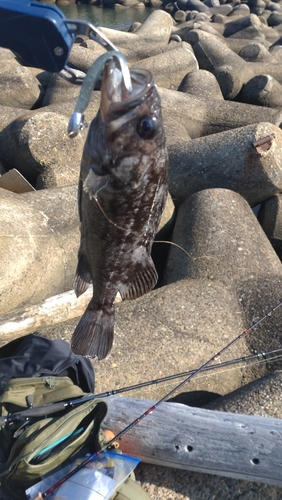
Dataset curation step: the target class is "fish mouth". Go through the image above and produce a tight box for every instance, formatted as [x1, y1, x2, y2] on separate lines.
[100, 58, 154, 126]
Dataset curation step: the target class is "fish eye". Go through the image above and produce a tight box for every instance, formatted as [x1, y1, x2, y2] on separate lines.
[136, 115, 157, 139]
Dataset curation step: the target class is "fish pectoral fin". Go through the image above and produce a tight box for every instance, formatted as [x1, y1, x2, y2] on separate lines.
[71, 303, 114, 360]
[119, 257, 158, 300]
[83, 168, 109, 200]
[73, 251, 92, 298]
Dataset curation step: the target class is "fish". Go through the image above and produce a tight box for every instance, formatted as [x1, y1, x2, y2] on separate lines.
[71, 57, 168, 359]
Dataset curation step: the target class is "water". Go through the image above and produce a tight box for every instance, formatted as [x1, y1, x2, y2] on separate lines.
[59, 4, 154, 31]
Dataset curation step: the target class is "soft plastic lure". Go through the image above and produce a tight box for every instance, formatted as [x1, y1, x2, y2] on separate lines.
[68, 50, 132, 138]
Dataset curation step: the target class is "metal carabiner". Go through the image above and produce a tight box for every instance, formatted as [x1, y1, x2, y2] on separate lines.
[61, 19, 131, 91]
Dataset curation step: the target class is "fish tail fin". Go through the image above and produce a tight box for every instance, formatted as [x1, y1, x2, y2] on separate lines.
[71, 302, 114, 360]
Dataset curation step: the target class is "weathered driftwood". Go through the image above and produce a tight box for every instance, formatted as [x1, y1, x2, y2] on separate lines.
[0, 287, 94, 339]
[0, 287, 122, 342]
[103, 396, 282, 486]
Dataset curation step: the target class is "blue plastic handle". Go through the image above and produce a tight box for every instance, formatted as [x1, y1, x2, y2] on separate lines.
[0, 0, 74, 72]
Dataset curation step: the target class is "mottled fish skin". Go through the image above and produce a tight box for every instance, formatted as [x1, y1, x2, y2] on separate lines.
[71, 60, 168, 359]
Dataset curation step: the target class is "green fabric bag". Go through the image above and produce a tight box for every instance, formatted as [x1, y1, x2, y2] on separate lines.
[115, 475, 152, 500]
[0, 376, 89, 460]
[0, 376, 106, 499]
[0, 376, 151, 500]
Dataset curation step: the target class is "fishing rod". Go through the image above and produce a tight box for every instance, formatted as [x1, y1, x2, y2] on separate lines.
[2, 346, 282, 428]
[39, 298, 282, 498]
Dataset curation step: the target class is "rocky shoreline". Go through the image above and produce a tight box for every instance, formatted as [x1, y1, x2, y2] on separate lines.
[1, 5, 282, 499]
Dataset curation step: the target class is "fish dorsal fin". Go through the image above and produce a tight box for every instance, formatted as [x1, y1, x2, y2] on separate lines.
[119, 257, 158, 300]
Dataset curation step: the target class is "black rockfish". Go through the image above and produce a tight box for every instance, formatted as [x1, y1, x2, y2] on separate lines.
[71, 58, 168, 359]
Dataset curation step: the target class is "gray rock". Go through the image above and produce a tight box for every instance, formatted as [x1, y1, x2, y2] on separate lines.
[67, 43, 103, 73]
[204, 0, 220, 8]
[205, 371, 282, 418]
[0, 106, 30, 133]
[238, 42, 277, 62]
[0, 66, 43, 109]
[223, 14, 262, 37]
[163, 187, 282, 388]
[210, 4, 233, 15]
[116, 0, 145, 8]
[240, 74, 282, 108]
[159, 88, 282, 139]
[41, 73, 82, 106]
[124, 40, 183, 63]
[174, 10, 187, 23]
[267, 11, 282, 26]
[228, 4, 251, 17]
[134, 9, 174, 43]
[173, 24, 270, 53]
[249, 0, 266, 16]
[99, 9, 173, 47]
[163, 113, 191, 149]
[35, 159, 81, 189]
[260, 9, 272, 22]
[260, 24, 280, 45]
[0, 48, 21, 74]
[156, 192, 175, 238]
[193, 12, 211, 22]
[185, 0, 211, 13]
[0, 111, 84, 186]
[163, 188, 282, 286]
[136, 42, 198, 89]
[225, 36, 271, 53]
[135, 462, 282, 500]
[192, 20, 221, 37]
[1, 11, 282, 499]
[213, 62, 256, 99]
[80, 38, 182, 64]
[266, 2, 282, 13]
[269, 43, 282, 61]
[172, 23, 224, 42]
[0, 186, 80, 315]
[191, 30, 282, 98]
[152, 192, 176, 284]
[167, 122, 282, 206]
[192, 32, 254, 98]
[176, 0, 189, 9]
[43, 93, 101, 125]
[178, 68, 224, 99]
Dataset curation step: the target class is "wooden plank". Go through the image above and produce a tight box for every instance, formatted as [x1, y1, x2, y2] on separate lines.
[103, 396, 282, 486]
[0, 287, 93, 340]
[0, 287, 122, 343]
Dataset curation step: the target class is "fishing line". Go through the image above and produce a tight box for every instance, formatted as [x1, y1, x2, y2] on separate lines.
[93, 193, 138, 235]
[93, 348, 282, 398]
[41, 299, 282, 498]
[93, 194, 223, 262]
[93, 194, 195, 259]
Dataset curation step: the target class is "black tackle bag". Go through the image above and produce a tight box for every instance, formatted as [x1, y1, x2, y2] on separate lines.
[0, 334, 94, 395]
